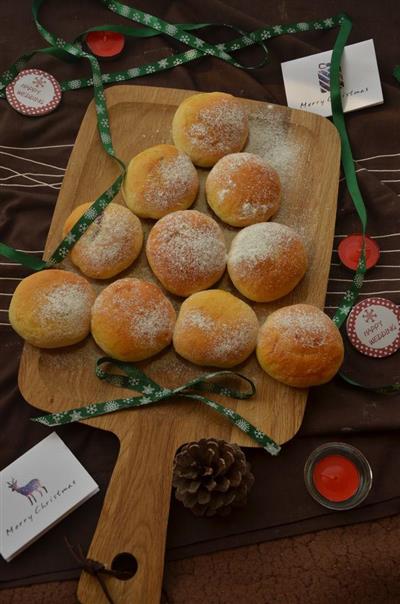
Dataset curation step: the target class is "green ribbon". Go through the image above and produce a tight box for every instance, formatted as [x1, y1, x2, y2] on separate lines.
[330, 15, 367, 329]
[340, 373, 400, 395]
[0, 8, 344, 272]
[0, 0, 127, 270]
[331, 28, 399, 393]
[32, 357, 281, 456]
[0, 12, 342, 100]
[1, 4, 389, 434]
[74, 22, 270, 71]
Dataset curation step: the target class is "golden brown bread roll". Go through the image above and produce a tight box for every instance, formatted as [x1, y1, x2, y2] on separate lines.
[206, 152, 281, 227]
[62, 202, 143, 279]
[122, 144, 199, 219]
[9, 269, 96, 348]
[173, 290, 259, 368]
[172, 92, 248, 168]
[91, 278, 176, 361]
[256, 304, 344, 387]
[146, 210, 227, 297]
[227, 222, 308, 302]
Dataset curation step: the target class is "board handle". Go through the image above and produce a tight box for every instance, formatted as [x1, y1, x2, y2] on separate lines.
[77, 413, 180, 603]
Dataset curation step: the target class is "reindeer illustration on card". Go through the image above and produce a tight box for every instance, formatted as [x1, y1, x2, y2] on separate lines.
[7, 477, 48, 505]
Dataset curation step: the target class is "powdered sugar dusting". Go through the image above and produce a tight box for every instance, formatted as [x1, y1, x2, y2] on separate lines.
[207, 152, 280, 224]
[187, 99, 247, 153]
[247, 110, 303, 186]
[93, 280, 175, 347]
[272, 306, 331, 348]
[38, 283, 92, 335]
[74, 205, 141, 271]
[228, 222, 301, 272]
[131, 303, 173, 344]
[239, 201, 272, 218]
[147, 211, 226, 288]
[218, 188, 229, 202]
[182, 309, 214, 331]
[143, 151, 197, 211]
[215, 151, 254, 170]
[181, 309, 257, 361]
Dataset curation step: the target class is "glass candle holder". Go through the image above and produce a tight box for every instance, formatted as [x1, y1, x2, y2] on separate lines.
[304, 442, 373, 511]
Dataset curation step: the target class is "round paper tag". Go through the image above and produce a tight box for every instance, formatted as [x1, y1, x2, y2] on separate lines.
[346, 297, 400, 358]
[6, 68, 62, 116]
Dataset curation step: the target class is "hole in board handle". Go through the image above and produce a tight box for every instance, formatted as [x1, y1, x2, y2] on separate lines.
[111, 552, 138, 580]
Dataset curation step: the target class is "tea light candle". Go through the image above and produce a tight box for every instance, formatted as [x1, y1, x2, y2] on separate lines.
[304, 443, 372, 510]
[338, 234, 380, 271]
[312, 454, 360, 502]
[85, 31, 125, 59]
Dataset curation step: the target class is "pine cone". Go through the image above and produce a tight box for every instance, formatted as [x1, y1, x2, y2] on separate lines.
[172, 438, 255, 517]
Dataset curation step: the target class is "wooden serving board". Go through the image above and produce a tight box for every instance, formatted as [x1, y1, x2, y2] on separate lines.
[19, 85, 340, 603]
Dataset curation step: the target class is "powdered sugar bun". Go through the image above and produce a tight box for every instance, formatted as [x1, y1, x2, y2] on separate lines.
[173, 290, 259, 368]
[172, 92, 248, 168]
[9, 269, 96, 348]
[257, 304, 344, 387]
[122, 144, 199, 219]
[63, 203, 143, 279]
[206, 152, 281, 227]
[227, 222, 307, 302]
[91, 278, 176, 362]
[146, 210, 227, 297]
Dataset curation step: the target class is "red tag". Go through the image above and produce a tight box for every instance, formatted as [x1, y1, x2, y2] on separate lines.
[338, 234, 380, 271]
[6, 69, 62, 117]
[346, 297, 400, 358]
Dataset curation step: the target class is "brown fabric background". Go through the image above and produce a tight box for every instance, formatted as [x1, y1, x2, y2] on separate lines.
[1, 0, 400, 602]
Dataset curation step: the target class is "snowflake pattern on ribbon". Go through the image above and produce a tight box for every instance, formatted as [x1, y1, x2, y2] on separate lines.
[354, 273, 364, 288]
[0, 8, 375, 444]
[32, 358, 281, 456]
[84, 208, 98, 221]
[236, 419, 250, 432]
[104, 400, 120, 412]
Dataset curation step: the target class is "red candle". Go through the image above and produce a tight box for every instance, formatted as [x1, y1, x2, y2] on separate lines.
[338, 234, 380, 271]
[85, 31, 125, 59]
[312, 454, 361, 502]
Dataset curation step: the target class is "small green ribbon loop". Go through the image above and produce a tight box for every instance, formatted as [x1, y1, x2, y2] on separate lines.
[32, 358, 281, 456]
[339, 372, 400, 395]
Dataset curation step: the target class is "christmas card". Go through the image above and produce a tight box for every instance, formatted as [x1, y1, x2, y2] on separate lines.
[0, 432, 99, 561]
[281, 39, 383, 117]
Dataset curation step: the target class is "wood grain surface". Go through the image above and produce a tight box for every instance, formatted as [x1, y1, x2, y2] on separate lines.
[18, 85, 340, 603]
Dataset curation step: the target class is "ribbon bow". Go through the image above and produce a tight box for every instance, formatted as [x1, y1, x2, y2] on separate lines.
[32, 357, 281, 455]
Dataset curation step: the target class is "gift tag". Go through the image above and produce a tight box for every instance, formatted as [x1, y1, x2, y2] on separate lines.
[6, 68, 62, 116]
[346, 297, 400, 358]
